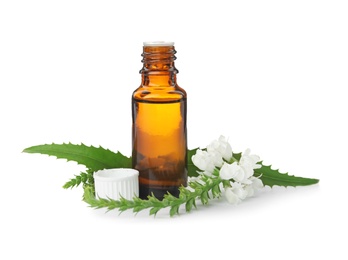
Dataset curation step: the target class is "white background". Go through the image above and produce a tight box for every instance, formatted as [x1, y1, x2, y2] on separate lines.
[1, 0, 347, 259]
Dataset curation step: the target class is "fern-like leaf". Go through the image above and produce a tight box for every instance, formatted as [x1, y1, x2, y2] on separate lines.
[63, 173, 86, 189]
[83, 176, 224, 217]
[23, 143, 131, 172]
[63, 170, 94, 189]
[255, 164, 319, 187]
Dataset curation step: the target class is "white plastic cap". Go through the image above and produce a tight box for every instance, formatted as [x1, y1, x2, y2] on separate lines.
[143, 41, 174, 46]
[94, 168, 139, 200]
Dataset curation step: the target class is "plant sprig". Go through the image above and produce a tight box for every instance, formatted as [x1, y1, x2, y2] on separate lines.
[23, 143, 319, 217]
[63, 169, 94, 189]
[83, 173, 223, 216]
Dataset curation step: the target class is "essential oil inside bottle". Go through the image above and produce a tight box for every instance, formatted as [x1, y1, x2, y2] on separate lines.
[132, 42, 187, 200]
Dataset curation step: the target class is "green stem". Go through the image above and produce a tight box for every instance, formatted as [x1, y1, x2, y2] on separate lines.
[63, 170, 94, 189]
[83, 176, 223, 216]
[229, 157, 238, 164]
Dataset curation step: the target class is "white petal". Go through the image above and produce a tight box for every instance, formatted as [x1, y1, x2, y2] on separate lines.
[219, 162, 234, 180]
[242, 178, 253, 185]
[207, 140, 219, 153]
[241, 164, 254, 179]
[218, 135, 227, 142]
[192, 150, 216, 173]
[207, 136, 232, 161]
[245, 185, 255, 197]
[192, 153, 206, 171]
[210, 151, 223, 168]
[249, 154, 260, 163]
[222, 143, 233, 161]
[231, 182, 248, 199]
[225, 188, 240, 204]
[231, 164, 245, 182]
[252, 177, 264, 189]
[243, 148, 251, 156]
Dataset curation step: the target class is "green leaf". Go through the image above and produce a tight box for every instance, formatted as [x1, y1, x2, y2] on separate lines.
[83, 175, 223, 217]
[211, 184, 221, 198]
[200, 191, 209, 205]
[255, 164, 319, 187]
[233, 152, 242, 161]
[63, 170, 93, 189]
[149, 207, 161, 216]
[63, 174, 83, 189]
[169, 205, 180, 217]
[188, 148, 199, 177]
[23, 143, 131, 172]
[185, 198, 194, 212]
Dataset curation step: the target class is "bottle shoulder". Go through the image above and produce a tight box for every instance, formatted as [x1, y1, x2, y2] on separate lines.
[133, 85, 187, 102]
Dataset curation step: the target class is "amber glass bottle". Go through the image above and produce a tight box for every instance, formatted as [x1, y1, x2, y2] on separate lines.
[132, 42, 187, 200]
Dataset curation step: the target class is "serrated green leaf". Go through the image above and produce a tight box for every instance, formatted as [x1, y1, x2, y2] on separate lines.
[255, 164, 319, 187]
[211, 184, 221, 198]
[23, 143, 131, 172]
[133, 206, 145, 213]
[169, 205, 179, 217]
[62, 176, 80, 189]
[63, 172, 91, 189]
[26, 140, 320, 216]
[200, 191, 209, 205]
[185, 198, 194, 212]
[83, 173, 224, 216]
[188, 148, 199, 177]
[192, 199, 197, 209]
[149, 207, 161, 216]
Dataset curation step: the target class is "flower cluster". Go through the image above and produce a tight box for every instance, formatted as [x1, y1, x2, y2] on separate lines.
[191, 136, 263, 204]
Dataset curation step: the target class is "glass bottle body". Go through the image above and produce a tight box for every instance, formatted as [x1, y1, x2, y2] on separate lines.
[132, 44, 187, 199]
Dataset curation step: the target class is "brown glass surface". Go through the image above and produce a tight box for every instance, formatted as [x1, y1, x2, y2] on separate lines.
[132, 45, 187, 199]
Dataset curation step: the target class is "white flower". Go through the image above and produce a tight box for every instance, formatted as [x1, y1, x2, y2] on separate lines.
[207, 135, 233, 161]
[244, 185, 254, 197]
[245, 177, 264, 197]
[219, 162, 245, 182]
[219, 161, 253, 184]
[192, 137, 264, 205]
[240, 149, 261, 169]
[192, 150, 215, 173]
[224, 182, 248, 204]
[231, 182, 248, 200]
[192, 149, 223, 174]
[240, 163, 254, 180]
[209, 151, 224, 168]
[238, 149, 261, 179]
[225, 187, 241, 204]
[251, 176, 264, 189]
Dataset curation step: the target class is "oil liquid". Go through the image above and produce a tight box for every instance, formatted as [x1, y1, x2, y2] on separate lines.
[132, 98, 187, 199]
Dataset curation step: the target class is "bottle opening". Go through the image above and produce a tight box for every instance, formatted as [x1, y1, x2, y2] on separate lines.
[143, 41, 174, 47]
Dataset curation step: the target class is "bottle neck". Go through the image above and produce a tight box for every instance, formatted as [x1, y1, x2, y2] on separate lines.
[140, 45, 178, 87]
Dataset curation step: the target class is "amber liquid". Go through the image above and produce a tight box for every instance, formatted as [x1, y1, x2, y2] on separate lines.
[132, 97, 187, 199]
